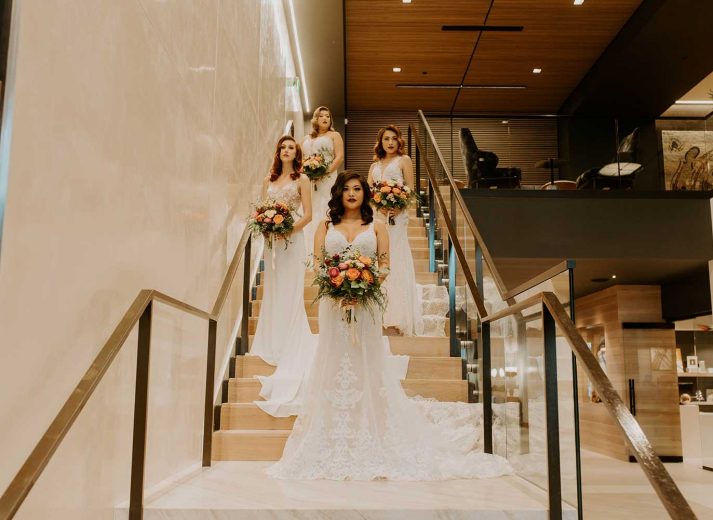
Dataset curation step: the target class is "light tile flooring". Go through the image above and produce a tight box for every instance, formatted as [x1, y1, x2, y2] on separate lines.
[115, 451, 713, 519]
[127, 461, 576, 519]
[580, 450, 713, 518]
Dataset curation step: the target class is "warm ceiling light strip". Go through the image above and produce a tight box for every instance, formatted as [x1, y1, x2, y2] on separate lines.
[442, 25, 524, 32]
[396, 84, 527, 89]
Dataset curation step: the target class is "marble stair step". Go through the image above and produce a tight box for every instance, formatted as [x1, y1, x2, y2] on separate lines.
[229, 377, 467, 403]
[244, 335, 450, 357]
[248, 314, 446, 335]
[220, 403, 295, 430]
[212, 430, 289, 461]
[236, 355, 461, 380]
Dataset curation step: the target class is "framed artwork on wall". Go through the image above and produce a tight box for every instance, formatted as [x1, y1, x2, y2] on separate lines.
[661, 130, 713, 190]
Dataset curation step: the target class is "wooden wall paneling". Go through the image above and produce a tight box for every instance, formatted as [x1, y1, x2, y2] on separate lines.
[575, 284, 681, 461]
[346, 111, 558, 187]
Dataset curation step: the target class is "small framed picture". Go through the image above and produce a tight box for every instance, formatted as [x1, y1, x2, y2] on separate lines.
[687, 355, 699, 372]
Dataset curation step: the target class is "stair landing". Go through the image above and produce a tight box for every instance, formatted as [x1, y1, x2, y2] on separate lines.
[115, 461, 576, 519]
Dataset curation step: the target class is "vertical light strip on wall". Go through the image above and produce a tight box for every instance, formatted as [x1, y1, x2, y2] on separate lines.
[287, 0, 310, 113]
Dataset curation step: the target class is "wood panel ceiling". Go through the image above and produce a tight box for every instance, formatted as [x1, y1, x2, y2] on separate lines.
[346, 0, 643, 114]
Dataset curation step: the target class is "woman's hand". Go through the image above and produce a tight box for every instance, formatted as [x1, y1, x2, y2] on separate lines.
[339, 298, 358, 308]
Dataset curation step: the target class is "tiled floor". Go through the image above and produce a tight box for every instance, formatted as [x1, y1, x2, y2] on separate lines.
[117, 461, 576, 519]
[114, 451, 713, 519]
[580, 450, 713, 519]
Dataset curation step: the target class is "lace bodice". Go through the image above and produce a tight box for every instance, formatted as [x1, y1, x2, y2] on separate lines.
[325, 222, 376, 257]
[267, 179, 302, 212]
[372, 157, 404, 184]
[303, 134, 335, 162]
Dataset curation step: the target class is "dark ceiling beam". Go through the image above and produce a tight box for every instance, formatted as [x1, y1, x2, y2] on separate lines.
[559, 0, 713, 118]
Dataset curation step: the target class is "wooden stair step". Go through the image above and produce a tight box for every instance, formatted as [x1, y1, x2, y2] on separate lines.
[220, 403, 295, 430]
[229, 377, 467, 403]
[212, 430, 288, 461]
[237, 355, 461, 380]
[249, 315, 447, 335]
[388, 336, 450, 356]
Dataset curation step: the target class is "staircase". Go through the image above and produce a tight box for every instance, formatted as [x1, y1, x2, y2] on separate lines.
[212, 208, 469, 461]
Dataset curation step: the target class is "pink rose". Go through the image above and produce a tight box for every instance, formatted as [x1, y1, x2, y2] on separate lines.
[328, 267, 340, 278]
[264, 217, 272, 223]
[338, 262, 349, 270]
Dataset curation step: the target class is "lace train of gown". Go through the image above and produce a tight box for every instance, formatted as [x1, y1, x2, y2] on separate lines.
[267, 223, 512, 480]
[248, 180, 318, 417]
[372, 159, 424, 336]
[302, 134, 337, 258]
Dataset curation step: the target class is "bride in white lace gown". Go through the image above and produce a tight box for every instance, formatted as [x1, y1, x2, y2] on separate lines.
[249, 136, 318, 417]
[368, 125, 423, 336]
[268, 172, 512, 480]
[302, 106, 344, 257]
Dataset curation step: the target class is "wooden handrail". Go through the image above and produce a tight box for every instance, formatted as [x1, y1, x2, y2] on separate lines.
[0, 225, 252, 519]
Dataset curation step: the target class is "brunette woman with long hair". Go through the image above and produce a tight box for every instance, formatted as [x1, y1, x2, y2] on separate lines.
[302, 106, 344, 257]
[267, 171, 512, 481]
[250, 136, 317, 417]
[367, 125, 423, 336]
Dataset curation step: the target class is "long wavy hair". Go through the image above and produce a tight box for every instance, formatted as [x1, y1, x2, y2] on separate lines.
[327, 171, 373, 226]
[270, 136, 302, 181]
[310, 106, 335, 138]
[372, 124, 406, 161]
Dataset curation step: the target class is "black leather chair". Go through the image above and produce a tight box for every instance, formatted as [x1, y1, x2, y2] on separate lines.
[576, 128, 642, 190]
[459, 128, 521, 189]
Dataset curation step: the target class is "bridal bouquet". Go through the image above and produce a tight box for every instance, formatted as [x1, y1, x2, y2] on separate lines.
[248, 199, 294, 250]
[302, 148, 333, 189]
[314, 248, 386, 326]
[370, 180, 416, 225]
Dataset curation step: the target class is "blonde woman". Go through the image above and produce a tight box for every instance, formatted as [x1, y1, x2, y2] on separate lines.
[302, 106, 344, 256]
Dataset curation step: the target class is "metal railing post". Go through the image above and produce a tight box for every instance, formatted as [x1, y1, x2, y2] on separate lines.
[482, 321, 493, 454]
[129, 302, 153, 520]
[568, 264, 583, 519]
[239, 236, 252, 355]
[449, 242, 457, 357]
[415, 139, 422, 218]
[202, 319, 217, 466]
[542, 303, 562, 520]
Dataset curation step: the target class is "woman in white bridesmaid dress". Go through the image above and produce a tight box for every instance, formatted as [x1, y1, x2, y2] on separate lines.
[302, 106, 344, 257]
[368, 125, 423, 336]
[268, 172, 512, 481]
[249, 136, 317, 417]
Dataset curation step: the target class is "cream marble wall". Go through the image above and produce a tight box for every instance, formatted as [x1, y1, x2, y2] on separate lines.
[0, 0, 301, 516]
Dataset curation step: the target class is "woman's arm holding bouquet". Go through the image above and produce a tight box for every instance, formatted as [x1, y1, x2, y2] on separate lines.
[390, 156, 414, 218]
[374, 221, 390, 281]
[329, 132, 344, 173]
[313, 219, 328, 275]
[292, 174, 313, 232]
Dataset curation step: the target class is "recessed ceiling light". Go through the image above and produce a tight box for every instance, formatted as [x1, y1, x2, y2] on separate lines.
[392, 67, 402, 73]
[402, 0, 412, 3]
[532, 68, 542, 74]
[674, 100, 713, 105]
[612, 275, 617, 279]
[574, 0, 584, 5]
[501, 120, 509, 124]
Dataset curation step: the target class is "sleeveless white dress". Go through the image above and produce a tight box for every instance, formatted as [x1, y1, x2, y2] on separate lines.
[249, 179, 318, 417]
[302, 134, 337, 257]
[267, 223, 513, 480]
[372, 158, 424, 336]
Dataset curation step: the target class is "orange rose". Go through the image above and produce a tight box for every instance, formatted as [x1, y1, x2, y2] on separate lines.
[392, 187, 402, 195]
[380, 186, 391, 193]
[373, 194, 382, 203]
[361, 269, 374, 283]
[330, 274, 345, 287]
[273, 214, 285, 224]
[358, 256, 372, 266]
[346, 268, 361, 281]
